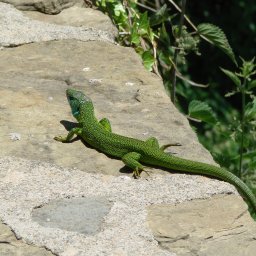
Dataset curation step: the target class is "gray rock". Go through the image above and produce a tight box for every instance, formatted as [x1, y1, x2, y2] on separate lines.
[1, 0, 84, 14]
[147, 195, 256, 256]
[23, 5, 118, 36]
[0, 221, 54, 255]
[32, 197, 112, 235]
[0, 2, 115, 47]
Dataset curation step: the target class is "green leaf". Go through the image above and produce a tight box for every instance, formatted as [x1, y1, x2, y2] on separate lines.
[197, 23, 237, 65]
[158, 50, 172, 67]
[150, 4, 169, 26]
[239, 57, 256, 79]
[142, 50, 154, 71]
[188, 100, 217, 124]
[147, 27, 155, 42]
[243, 151, 256, 159]
[245, 98, 256, 121]
[113, 2, 126, 17]
[138, 12, 150, 36]
[220, 67, 241, 87]
[248, 80, 256, 90]
[131, 22, 140, 45]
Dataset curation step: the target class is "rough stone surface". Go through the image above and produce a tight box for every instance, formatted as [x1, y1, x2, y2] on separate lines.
[0, 157, 236, 256]
[32, 197, 112, 235]
[0, 39, 214, 177]
[0, 1, 255, 255]
[24, 5, 118, 35]
[1, 0, 84, 14]
[147, 195, 256, 256]
[0, 2, 115, 47]
[0, 221, 54, 256]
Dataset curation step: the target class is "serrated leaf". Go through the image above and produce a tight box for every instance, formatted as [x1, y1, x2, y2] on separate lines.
[220, 67, 241, 87]
[188, 100, 217, 124]
[142, 50, 154, 71]
[197, 23, 237, 65]
[150, 4, 169, 26]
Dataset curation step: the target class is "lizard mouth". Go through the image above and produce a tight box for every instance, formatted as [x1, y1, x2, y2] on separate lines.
[66, 89, 92, 103]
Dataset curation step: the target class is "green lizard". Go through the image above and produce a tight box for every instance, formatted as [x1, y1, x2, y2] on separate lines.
[54, 88, 256, 212]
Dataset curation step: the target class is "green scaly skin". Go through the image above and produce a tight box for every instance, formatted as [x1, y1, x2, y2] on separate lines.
[54, 89, 256, 212]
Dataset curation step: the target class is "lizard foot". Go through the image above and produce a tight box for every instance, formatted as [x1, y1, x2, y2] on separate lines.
[160, 142, 182, 151]
[133, 167, 150, 179]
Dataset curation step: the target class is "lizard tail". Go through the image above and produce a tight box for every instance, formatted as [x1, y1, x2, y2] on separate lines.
[155, 153, 256, 212]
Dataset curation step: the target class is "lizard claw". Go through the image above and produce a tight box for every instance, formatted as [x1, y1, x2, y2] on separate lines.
[133, 167, 150, 179]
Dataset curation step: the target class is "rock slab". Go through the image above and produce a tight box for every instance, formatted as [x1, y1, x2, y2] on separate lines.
[148, 195, 256, 256]
[0, 1, 256, 256]
[0, 222, 53, 256]
[1, 0, 85, 14]
[0, 2, 115, 47]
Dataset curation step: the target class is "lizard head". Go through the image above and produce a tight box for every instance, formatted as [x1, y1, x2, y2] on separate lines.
[66, 88, 92, 118]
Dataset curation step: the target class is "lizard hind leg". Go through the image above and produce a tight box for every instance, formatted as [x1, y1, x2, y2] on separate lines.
[99, 118, 112, 132]
[145, 137, 160, 149]
[122, 152, 148, 178]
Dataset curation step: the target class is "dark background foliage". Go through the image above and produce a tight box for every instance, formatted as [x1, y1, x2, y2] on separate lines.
[185, 0, 256, 109]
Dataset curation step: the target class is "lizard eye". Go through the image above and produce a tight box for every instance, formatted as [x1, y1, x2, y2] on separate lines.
[68, 96, 74, 101]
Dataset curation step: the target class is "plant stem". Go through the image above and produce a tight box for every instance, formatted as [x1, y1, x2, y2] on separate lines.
[168, 0, 212, 44]
[170, 0, 186, 103]
[155, 0, 160, 9]
[238, 78, 246, 178]
[136, 2, 157, 12]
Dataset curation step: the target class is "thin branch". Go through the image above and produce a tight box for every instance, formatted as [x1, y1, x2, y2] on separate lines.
[168, 57, 209, 87]
[155, 0, 161, 9]
[170, 0, 186, 103]
[176, 73, 209, 88]
[136, 2, 157, 12]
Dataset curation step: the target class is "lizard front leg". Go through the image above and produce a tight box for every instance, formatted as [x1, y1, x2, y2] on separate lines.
[54, 127, 82, 143]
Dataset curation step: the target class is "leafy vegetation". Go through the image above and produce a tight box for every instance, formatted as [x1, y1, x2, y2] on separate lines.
[95, 0, 256, 215]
